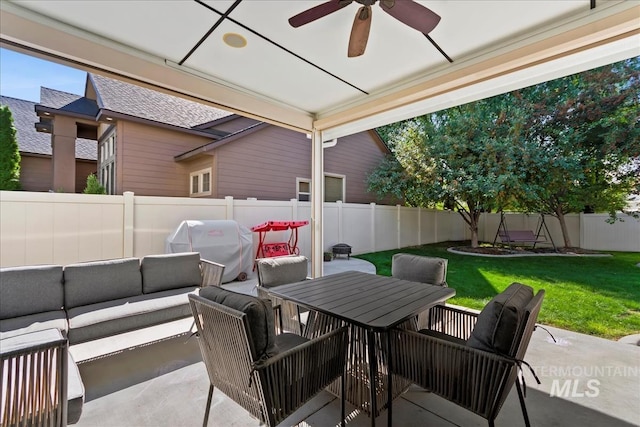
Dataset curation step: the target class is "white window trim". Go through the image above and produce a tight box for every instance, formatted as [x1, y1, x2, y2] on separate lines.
[296, 177, 311, 202]
[297, 174, 346, 203]
[190, 167, 212, 197]
[98, 129, 116, 195]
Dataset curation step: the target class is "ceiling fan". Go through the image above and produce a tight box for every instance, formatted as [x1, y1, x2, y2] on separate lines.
[288, 0, 441, 57]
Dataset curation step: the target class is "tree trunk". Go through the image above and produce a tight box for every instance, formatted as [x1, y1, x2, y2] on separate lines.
[457, 205, 481, 248]
[556, 208, 572, 248]
[471, 229, 479, 248]
[470, 213, 480, 248]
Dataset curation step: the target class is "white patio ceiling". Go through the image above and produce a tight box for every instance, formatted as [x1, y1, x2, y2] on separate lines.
[1, 1, 638, 140]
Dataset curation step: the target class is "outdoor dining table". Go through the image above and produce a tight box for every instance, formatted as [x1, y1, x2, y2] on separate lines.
[267, 270, 456, 427]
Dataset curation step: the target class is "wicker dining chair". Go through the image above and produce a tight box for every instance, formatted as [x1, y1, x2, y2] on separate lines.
[390, 283, 545, 427]
[189, 286, 348, 427]
[1, 329, 69, 427]
[392, 253, 448, 329]
[255, 255, 309, 335]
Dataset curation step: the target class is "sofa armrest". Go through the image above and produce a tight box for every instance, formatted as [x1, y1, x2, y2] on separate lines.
[200, 259, 225, 287]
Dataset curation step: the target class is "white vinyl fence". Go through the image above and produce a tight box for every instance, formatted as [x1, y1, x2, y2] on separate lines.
[1, 191, 638, 267]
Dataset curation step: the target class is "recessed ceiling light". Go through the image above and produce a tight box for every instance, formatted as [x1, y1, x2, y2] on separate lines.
[105, 117, 113, 121]
[223, 33, 247, 48]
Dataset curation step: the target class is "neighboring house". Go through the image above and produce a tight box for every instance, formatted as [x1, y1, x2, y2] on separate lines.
[0, 95, 96, 192]
[4, 73, 393, 204]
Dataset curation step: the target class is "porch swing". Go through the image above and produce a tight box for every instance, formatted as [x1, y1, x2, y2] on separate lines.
[493, 212, 557, 251]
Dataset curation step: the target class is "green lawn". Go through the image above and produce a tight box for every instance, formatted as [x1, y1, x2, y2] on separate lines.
[356, 242, 640, 340]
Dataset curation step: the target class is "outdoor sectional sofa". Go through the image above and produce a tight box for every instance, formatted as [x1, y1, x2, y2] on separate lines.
[0, 252, 223, 424]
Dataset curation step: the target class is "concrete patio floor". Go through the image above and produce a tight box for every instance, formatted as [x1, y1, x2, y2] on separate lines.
[70, 258, 640, 427]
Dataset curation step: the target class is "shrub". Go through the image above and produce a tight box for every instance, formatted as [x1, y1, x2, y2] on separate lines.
[0, 105, 21, 190]
[83, 174, 106, 194]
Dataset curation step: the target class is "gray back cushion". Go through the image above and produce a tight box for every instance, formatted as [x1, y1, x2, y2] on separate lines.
[392, 253, 448, 286]
[256, 255, 308, 288]
[0, 265, 64, 318]
[199, 286, 277, 361]
[64, 258, 142, 309]
[141, 252, 201, 294]
[467, 282, 534, 356]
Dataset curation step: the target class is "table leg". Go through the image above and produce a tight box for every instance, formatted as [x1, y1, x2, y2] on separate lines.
[367, 329, 377, 427]
[387, 331, 393, 427]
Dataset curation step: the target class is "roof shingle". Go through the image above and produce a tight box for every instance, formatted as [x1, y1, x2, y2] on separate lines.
[1, 95, 97, 160]
[39, 87, 99, 117]
[90, 73, 232, 129]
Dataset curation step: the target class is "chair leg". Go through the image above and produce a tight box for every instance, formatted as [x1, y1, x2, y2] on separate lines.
[341, 371, 346, 427]
[203, 384, 214, 427]
[515, 380, 531, 427]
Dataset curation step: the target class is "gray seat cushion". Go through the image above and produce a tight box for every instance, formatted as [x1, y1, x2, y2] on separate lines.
[67, 352, 85, 424]
[0, 311, 68, 340]
[467, 282, 534, 356]
[199, 286, 277, 361]
[275, 333, 309, 353]
[0, 265, 64, 319]
[256, 255, 308, 288]
[141, 252, 202, 294]
[66, 287, 198, 344]
[64, 258, 142, 309]
[392, 253, 448, 286]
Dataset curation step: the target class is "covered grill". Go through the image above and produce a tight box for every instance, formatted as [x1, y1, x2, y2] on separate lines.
[166, 220, 253, 283]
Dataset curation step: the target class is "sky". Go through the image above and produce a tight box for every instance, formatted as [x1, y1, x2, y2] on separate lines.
[0, 48, 87, 102]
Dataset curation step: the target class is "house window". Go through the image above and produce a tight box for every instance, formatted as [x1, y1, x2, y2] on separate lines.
[297, 174, 345, 202]
[190, 168, 212, 197]
[297, 178, 310, 202]
[324, 174, 345, 202]
[98, 130, 116, 194]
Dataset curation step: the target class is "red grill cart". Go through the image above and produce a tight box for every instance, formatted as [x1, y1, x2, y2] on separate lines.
[251, 220, 309, 262]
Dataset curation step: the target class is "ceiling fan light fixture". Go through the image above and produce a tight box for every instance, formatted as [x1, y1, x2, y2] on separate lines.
[223, 33, 247, 48]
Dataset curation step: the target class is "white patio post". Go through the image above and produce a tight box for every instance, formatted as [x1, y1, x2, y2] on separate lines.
[311, 129, 324, 278]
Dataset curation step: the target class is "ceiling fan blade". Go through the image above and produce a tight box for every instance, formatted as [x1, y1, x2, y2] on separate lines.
[348, 6, 372, 58]
[289, 0, 352, 28]
[380, 0, 441, 34]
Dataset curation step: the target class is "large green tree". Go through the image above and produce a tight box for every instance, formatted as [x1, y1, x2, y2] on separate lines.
[369, 94, 528, 247]
[370, 58, 639, 248]
[515, 58, 640, 246]
[0, 104, 21, 190]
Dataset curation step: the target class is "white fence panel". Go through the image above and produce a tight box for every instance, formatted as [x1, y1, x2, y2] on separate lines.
[419, 209, 438, 244]
[1, 191, 638, 268]
[374, 205, 399, 252]
[0, 192, 124, 267]
[436, 210, 467, 242]
[322, 203, 340, 254]
[132, 196, 227, 258]
[582, 214, 640, 251]
[399, 206, 420, 248]
[342, 203, 374, 255]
